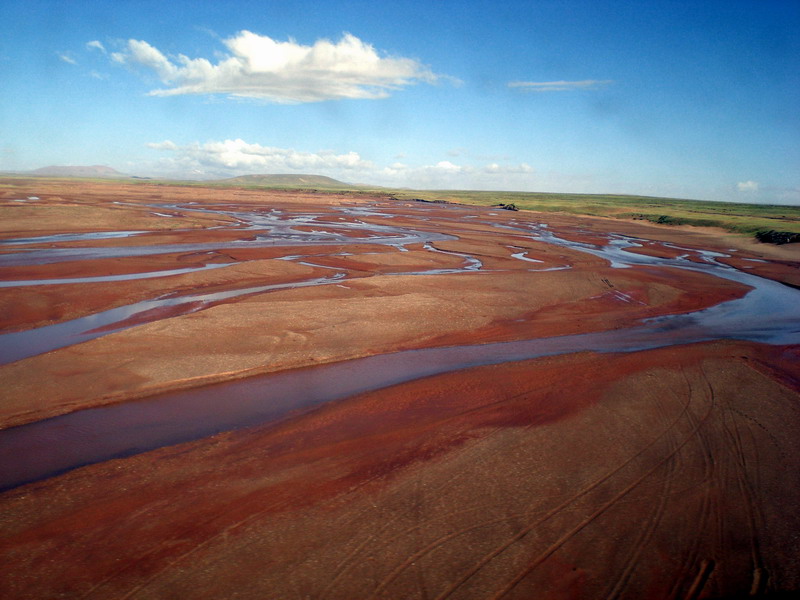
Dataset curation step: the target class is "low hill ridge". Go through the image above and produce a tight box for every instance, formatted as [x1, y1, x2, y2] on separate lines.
[220, 174, 351, 188]
[30, 165, 125, 178]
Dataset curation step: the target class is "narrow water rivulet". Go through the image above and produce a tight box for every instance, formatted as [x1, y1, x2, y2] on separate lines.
[1, 206, 798, 492]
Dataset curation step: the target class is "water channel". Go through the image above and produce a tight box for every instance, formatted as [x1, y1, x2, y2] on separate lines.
[0, 201, 798, 491]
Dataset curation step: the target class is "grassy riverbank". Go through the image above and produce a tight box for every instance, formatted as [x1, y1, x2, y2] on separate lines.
[385, 189, 800, 242]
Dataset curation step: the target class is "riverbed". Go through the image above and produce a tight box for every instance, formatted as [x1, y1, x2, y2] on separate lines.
[1, 179, 798, 599]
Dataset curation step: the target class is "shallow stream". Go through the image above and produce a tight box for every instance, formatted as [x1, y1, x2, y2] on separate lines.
[0, 202, 798, 491]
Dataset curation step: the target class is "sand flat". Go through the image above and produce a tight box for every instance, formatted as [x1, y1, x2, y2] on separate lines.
[1, 179, 798, 599]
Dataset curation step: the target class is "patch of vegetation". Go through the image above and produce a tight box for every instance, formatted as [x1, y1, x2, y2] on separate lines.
[624, 213, 720, 228]
[386, 189, 800, 243]
[755, 230, 800, 245]
[491, 203, 519, 211]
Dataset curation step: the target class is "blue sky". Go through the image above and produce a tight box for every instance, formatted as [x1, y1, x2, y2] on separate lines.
[1, 1, 798, 203]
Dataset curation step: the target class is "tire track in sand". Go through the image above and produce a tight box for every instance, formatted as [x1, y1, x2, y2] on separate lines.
[666, 366, 717, 600]
[485, 370, 718, 600]
[318, 425, 509, 600]
[600, 387, 684, 600]
[713, 364, 768, 597]
[324, 379, 581, 598]
[367, 375, 706, 600]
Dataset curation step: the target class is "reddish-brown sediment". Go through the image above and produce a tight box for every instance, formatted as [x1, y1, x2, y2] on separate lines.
[717, 255, 800, 288]
[1, 342, 799, 599]
[1, 179, 799, 599]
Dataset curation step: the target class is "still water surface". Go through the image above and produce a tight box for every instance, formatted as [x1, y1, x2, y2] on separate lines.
[0, 204, 797, 491]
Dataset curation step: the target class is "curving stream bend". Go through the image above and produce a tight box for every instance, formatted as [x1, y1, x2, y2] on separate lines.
[0, 201, 798, 492]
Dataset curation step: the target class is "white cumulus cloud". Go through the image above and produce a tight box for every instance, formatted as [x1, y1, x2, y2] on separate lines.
[508, 79, 613, 92]
[375, 160, 536, 189]
[112, 31, 440, 103]
[145, 138, 538, 190]
[147, 139, 374, 176]
[483, 162, 532, 174]
[434, 160, 462, 173]
[737, 180, 759, 192]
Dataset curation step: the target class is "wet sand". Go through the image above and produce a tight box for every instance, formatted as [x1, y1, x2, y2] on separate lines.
[1, 179, 799, 598]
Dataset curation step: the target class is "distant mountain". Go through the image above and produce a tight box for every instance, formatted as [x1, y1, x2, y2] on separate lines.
[30, 165, 126, 178]
[219, 174, 353, 188]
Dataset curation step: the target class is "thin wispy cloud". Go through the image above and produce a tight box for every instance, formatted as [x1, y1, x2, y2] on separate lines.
[86, 40, 107, 54]
[737, 180, 759, 192]
[58, 52, 77, 65]
[86, 40, 106, 53]
[508, 79, 613, 92]
[111, 31, 442, 103]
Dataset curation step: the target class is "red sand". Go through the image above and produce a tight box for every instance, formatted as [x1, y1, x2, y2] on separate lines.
[1, 179, 799, 599]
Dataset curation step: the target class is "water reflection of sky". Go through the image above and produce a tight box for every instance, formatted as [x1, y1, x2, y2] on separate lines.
[1, 202, 799, 491]
[1, 202, 799, 366]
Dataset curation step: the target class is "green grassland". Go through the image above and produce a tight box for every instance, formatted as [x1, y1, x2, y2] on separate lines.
[383, 189, 800, 243]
